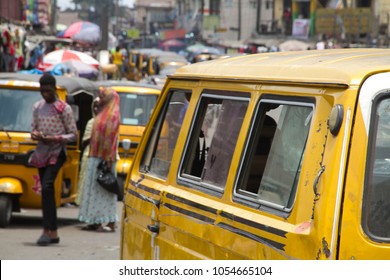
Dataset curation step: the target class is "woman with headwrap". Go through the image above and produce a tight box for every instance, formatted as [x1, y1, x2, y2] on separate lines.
[78, 87, 120, 232]
[75, 97, 100, 206]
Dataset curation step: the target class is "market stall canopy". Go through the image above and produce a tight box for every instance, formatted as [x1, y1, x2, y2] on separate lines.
[43, 49, 100, 69]
[58, 21, 101, 45]
[45, 59, 99, 79]
[278, 39, 311, 52]
[186, 42, 207, 53]
[161, 39, 187, 52]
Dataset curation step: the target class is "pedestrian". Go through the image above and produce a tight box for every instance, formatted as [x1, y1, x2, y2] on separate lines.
[78, 86, 120, 232]
[30, 73, 78, 246]
[112, 46, 124, 80]
[75, 97, 100, 206]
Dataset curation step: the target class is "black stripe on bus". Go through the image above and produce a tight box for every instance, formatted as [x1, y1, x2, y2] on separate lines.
[220, 211, 287, 238]
[217, 222, 286, 251]
[129, 180, 161, 196]
[128, 181, 287, 240]
[162, 203, 285, 251]
[163, 203, 215, 224]
[165, 193, 218, 215]
[127, 188, 160, 206]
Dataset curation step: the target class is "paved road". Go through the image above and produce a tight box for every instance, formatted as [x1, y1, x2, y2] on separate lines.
[0, 202, 124, 260]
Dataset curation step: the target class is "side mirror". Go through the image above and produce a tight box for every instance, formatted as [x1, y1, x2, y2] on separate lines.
[122, 139, 131, 151]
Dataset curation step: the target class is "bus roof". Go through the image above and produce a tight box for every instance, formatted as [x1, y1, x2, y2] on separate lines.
[96, 80, 162, 91]
[172, 48, 390, 87]
[0, 73, 99, 96]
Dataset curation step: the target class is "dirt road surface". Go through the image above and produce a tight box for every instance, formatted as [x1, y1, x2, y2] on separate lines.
[0, 202, 124, 260]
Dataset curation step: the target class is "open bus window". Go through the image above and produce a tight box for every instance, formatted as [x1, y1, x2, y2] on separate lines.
[141, 90, 190, 179]
[236, 99, 313, 211]
[179, 93, 248, 192]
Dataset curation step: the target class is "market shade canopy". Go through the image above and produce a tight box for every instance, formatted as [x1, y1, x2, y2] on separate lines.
[45, 59, 99, 79]
[161, 39, 186, 51]
[186, 42, 207, 53]
[60, 21, 101, 44]
[43, 49, 100, 69]
[278, 39, 310, 52]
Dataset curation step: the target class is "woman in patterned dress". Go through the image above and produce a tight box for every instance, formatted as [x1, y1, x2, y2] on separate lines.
[78, 87, 120, 232]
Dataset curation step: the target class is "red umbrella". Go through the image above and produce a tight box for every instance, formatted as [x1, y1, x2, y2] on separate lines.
[161, 39, 186, 51]
[60, 21, 101, 44]
[45, 59, 99, 79]
[42, 49, 100, 69]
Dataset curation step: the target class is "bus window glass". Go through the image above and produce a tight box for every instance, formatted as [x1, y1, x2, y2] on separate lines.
[365, 97, 390, 239]
[181, 95, 248, 190]
[237, 100, 313, 210]
[141, 91, 190, 179]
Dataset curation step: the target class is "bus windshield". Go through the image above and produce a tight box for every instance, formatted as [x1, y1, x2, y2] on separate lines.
[0, 88, 41, 132]
[118, 92, 158, 126]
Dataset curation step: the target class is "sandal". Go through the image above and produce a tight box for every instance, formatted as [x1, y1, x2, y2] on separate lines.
[81, 224, 100, 231]
[96, 225, 115, 233]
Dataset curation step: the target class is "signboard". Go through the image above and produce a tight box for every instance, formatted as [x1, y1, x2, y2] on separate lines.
[316, 8, 372, 35]
[127, 29, 140, 39]
[203, 15, 220, 31]
[292, 19, 310, 38]
[159, 29, 186, 40]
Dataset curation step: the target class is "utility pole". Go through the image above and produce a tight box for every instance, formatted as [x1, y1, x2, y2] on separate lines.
[113, 0, 119, 36]
[50, 0, 58, 35]
[238, 0, 242, 40]
[100, 0, 110, 50]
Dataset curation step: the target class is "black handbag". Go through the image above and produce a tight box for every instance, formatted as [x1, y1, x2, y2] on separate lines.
[96, 160, 123, 201]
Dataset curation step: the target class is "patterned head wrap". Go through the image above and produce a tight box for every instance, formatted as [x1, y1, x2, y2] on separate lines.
[89, 87, 120, 161]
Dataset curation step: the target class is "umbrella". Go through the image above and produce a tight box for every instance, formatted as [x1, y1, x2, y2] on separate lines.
[162, 39, 186, 47]
[278, 40, 310, 52]
[193, 46, 222, 55]
[45, 59, 99, 79]
[186, 42, 207, 53]
[43, 49, 100, 69]
[60, 21, 101, 44]
[161, 39, 186, 51]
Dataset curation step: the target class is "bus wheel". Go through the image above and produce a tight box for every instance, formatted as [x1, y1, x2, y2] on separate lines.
[0, 195, 12, 228]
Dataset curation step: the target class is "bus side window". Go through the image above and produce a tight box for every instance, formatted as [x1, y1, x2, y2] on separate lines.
[237, 100, 313, 210]
[141, 91, 191, 179]
[181, 94, 249, 191]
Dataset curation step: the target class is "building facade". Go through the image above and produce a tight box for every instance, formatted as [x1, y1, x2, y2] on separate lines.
[130, 0, 390, 46]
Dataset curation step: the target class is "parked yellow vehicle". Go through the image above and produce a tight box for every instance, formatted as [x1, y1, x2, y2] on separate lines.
[0, 73, 98, 227]
[127, 50, 144, 81]
[96, 80, 161, 187]
[121, 49, 390, 259]
[128, 49, 189, 82]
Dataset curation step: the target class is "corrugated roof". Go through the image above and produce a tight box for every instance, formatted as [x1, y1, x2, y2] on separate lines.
[173, 48, 390, 87]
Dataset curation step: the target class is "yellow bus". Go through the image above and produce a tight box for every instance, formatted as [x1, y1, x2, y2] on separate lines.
[121, 49, 390, 259]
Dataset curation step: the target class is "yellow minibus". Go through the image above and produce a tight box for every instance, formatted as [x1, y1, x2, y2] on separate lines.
[121, 49, 390, 259]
